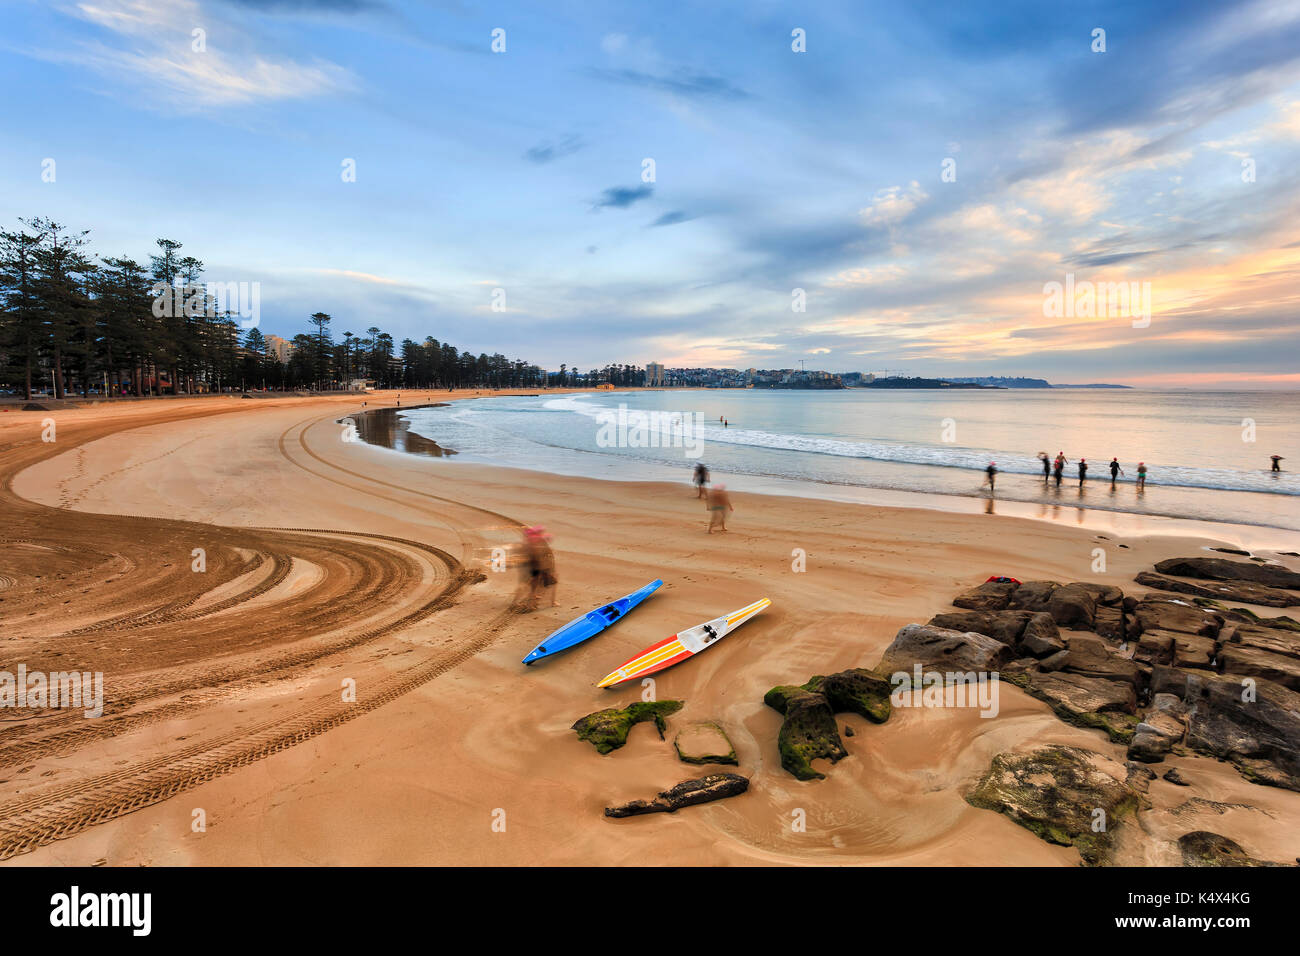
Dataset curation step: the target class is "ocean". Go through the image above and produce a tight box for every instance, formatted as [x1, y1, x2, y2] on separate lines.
[384, 389, 1300, 535]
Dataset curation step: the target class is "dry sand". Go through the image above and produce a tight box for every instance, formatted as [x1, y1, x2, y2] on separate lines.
[2, 390, 1298, 866]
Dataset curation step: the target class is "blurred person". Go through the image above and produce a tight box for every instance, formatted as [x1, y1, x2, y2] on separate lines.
[1271, 454, 1284, 472]
[1077, 458, 1088, 487]
[706, 484, 734, 533]
[693, 462, 710, 498]
[1136, 461, 1147, 490]
[1109, 457, 1124, 485]
[517, 526, 558, 610]
[984, 461, 997, 492]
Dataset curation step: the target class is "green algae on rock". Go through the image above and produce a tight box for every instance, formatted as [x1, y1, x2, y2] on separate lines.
[673, 721, 738, 765]
[965, 745, 1141, 866]
[572, 700, 684, 754]
[764, 668, 892, 780]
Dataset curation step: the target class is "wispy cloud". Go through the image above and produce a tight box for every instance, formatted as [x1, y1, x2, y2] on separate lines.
[51, 0, 353, 107]
[589, 68, 750, 100]
[592, 185, 654, 210]
[523, 134, 584, 165]
[648, 210, 693, 228]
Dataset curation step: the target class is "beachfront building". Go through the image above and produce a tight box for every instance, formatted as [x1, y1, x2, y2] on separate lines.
[265, 335, 294, 364]
[645, 362, 665, 387]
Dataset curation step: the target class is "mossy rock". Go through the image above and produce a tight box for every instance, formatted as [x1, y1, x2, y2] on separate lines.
[763, 668, 893, 780]
[766, 688, 845, 780]
[572, 700, 684, 754]
[1050, 704, 1141, 744]
[673, 721, 738, 766]
[966, 745, 1141, 866]
[1178, 831, 1280, 867]
[804, 669, 893, 723]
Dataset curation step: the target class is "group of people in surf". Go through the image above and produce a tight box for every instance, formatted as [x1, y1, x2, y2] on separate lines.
[983, 452, 1147, 494]
[694, 461, 734, 533]
[984, 451, 1286, 496]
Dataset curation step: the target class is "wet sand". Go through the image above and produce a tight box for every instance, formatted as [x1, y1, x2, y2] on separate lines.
[2, 390, 1298, 866]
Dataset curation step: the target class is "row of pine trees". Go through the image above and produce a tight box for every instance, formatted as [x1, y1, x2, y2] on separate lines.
[0, 218, 649, 399]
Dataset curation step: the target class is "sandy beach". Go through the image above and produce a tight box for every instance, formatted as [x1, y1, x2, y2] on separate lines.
[2, 390, 1298, 866]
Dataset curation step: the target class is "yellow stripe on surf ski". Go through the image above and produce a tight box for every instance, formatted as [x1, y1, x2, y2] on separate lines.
[597, 598, 770, 687]
[609, 638, 685, 681]
[726, 598, 770, 626]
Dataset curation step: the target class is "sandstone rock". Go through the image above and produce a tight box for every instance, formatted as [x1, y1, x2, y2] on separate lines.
[1133, 628, 1180, 665]
[1217, 645, 1300, 691]
[929, 609, 1035, 648]
[1132, 597, 1223, 638]
[1150, 665, 1191, 698]
[1038, 649, 1069, 672]
[1013, 670, 1139, 742]
[605, 773, 749, 817]
[1094, 605, 1126, 643]
[1163, 768, 1191, 786]
[572, 700, 684, 754]
[1020, 612, 1065, 657]
[878, 623, 1013, 675]
[1230, 624, 1300, 661]
[1170, 633, 1217, 670]
[965, 745, 1140, 866]
[1048, 582, 1098, 629]
[1008, 580, 1059, 612]
[1183, 672, 1300, 791]
[1126, 760, 1157, 793]
[1060, 634, 1145, 688]
[1178, 831, 1279, 867]
[1135, 571, 1299, 609]
[1152, 692, 1188, 717]
[673, 721, 738, 766]
[1079, 583, 1125, 607]
[1127, 710, 1186, 763]
[952, 580, 1018, 611]
[1154, 557, 1300, 590]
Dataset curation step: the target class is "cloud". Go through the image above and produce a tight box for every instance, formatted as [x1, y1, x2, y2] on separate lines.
[600, 33, 628, 55]
[858, 182, 927, 227]
[523, 135, 584, 164]
[590, 68, 750, 100]
[648, 210, 693, 228]
[219, 0, 383, 11]
[56, 0, 353, 108]
[592, 185, 654, 210]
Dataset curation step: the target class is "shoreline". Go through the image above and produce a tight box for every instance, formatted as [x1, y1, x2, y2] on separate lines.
[348, 399, 1300, 552]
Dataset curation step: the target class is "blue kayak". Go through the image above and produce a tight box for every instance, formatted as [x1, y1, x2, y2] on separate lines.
[522, 579, 663, 665]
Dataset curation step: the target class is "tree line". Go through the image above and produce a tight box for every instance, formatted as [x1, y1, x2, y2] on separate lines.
[0, 218, 649, 399]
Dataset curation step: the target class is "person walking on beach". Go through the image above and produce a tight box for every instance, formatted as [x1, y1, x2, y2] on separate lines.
[706, 484, 734, 533]
[693, 462, 710, 498]
[1271, 455, 1285, 472]
[517, 526, 558, 610]
[1109, 457, 1124, 486]
[984, 462, 998, 492]
[1039, 452, 1050, 482]
[1136, 461, 1147, 490]
[1052, 453, 1066, 487]
[1077, 458, 1088, 487]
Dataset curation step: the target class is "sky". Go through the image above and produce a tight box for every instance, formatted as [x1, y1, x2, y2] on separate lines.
[2, 0, 1300, 387]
